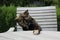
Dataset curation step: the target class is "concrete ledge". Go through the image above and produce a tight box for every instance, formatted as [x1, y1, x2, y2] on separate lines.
[0, 31, 60, 40]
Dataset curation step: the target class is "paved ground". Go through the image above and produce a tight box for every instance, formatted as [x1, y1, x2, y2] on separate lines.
[0, 28, 60, 40]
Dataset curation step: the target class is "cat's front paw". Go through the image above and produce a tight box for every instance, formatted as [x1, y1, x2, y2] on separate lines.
[33, 30, 40, 35]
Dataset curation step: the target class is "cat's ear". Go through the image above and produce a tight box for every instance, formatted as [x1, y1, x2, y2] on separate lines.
[24, 10, 29, 15]
[25, 10, 28, 13]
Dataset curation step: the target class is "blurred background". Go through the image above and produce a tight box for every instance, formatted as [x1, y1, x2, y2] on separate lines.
[0, 0, 60, 32]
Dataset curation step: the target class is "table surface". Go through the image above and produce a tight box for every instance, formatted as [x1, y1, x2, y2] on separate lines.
[0, 31, 60, 40]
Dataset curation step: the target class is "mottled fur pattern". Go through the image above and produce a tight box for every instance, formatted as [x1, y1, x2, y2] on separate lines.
[15, 10, 42, 35]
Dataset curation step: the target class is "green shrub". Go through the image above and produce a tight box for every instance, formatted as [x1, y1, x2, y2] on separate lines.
[56, 7, 60, 31]
[6, 5, 16, 27]
[0, 5, 16, 33]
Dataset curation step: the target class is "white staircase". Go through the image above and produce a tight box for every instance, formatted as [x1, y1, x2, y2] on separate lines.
[17, 6, 57, 31]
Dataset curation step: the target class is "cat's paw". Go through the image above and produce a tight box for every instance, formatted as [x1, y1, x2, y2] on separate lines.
[33, 30, 40, 35]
